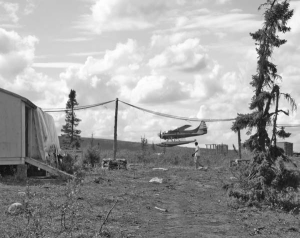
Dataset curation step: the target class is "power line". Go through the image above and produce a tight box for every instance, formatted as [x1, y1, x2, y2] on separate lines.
[43, 100, 115, 110]
[42, 98, 300, 127]
[276, 124, 300, 128]
[43, 100, 115, 112]
[119, 100, 236, 122]
[43, 100, 114, 110]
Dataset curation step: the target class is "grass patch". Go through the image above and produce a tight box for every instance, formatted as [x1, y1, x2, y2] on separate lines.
[1, 149, 300, 237]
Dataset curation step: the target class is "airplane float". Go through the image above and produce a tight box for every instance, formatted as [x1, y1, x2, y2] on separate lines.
[156, 121, 207, 147]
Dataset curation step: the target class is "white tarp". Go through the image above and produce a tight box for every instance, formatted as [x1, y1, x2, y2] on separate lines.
[31, 108, 61, 161]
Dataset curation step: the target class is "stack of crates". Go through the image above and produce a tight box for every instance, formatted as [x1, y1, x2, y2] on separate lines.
[277, 142, 293, 156]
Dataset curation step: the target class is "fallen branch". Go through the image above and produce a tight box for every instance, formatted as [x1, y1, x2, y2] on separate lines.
[99, 200, 118, 233]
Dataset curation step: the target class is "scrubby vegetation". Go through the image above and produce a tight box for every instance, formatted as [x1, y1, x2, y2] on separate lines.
[84, 146, 101, 167]
[228, 158, 300, 212]
[2, 146, 300, 237]
[0, 148, 235, 238]
[3, 179, 93, 237]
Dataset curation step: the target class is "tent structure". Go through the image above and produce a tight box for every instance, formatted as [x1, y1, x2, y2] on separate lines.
[0, 88, 73, 179]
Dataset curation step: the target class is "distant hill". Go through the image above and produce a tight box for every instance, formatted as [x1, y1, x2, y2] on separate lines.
[59, 136, 158, 152]
[79, 137, 143, 152]
[58, 136, 240, 163]
[58, 136, 193, 153]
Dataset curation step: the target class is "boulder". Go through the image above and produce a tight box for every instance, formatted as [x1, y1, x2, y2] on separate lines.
[7, 202, 23, 215]
[149, 177, 163, 184]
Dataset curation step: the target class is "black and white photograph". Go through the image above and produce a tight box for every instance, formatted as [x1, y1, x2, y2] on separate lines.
[1, 0, 300, 237]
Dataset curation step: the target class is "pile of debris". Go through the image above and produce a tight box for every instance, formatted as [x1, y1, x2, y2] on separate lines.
[101, 158, 127, 170]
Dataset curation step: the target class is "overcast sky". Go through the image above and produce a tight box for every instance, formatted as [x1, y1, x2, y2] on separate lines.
[1, 0, 300, 151]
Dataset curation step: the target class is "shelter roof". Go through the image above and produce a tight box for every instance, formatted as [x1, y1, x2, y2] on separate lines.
[0, 87, 37, 109]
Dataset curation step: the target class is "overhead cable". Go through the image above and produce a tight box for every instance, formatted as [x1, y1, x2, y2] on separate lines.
[43, 99, 115, 112]
[43, 101, 113, 110]
[119, 100, 236, 122]
[276, 124, 300, 128]
[43, 98, 299, 127]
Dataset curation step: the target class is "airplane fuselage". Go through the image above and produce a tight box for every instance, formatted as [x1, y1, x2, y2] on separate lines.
[160, 128, 207, 140]
[158, 121, 207, 140]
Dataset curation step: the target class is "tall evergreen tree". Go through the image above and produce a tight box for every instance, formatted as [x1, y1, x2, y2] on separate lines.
[61, 89, 81, 149]
[232, 0, 296, 157]
[230, 0, 298, 205]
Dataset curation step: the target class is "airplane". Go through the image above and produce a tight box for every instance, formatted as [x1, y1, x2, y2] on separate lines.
[156, 121, 207, 147]
[158, 121, 207, 140]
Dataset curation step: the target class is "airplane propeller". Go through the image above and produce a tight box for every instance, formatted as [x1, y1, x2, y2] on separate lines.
[158, 130, 162, 138]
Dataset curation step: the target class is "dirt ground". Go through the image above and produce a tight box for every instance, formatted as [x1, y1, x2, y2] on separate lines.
[1, 165, 300, 237]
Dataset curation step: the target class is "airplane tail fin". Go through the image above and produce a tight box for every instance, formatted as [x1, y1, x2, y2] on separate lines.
[197, 121, 207, 134]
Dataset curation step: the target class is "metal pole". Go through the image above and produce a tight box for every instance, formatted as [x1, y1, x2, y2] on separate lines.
[238, 128, 242, 159]
[113, 98, 118, 160]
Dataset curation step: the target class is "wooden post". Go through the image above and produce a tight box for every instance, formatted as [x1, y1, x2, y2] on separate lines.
[71, 94, 74, 145]
[238, 128, 242, 159]
[113, 98, 118, 160]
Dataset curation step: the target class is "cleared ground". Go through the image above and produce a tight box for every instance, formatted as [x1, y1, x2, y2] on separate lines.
[1, 164, 300, 237]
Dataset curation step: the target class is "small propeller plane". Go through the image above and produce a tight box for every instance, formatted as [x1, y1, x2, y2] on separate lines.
[156, 121, 207, 147]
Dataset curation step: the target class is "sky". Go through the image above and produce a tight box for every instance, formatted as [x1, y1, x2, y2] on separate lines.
[1, 0, 300, 151]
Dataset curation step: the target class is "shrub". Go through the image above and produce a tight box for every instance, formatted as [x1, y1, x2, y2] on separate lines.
[60, 154, 77, 174]
[85, 146, 101, 167]
[228, 158, 300, 212]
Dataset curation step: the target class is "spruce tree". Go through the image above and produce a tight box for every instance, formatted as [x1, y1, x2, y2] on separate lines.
[61, 89, 81, 149]
[230, 0, 299, 207]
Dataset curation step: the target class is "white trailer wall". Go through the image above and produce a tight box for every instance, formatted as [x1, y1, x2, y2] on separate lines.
[0, 91, 23, 160]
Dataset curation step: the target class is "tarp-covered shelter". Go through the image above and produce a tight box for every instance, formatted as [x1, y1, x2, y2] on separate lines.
[0, 88, 67, 176]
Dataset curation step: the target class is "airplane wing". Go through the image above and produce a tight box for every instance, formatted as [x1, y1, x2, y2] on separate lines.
[156, 139, 195, 147]
[169, 125, 191, 133]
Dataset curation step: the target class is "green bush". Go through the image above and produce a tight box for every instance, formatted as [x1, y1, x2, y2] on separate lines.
[60, 153, 82, 175]
[60, 153, 73, 174]
[85, 146, 101, 167]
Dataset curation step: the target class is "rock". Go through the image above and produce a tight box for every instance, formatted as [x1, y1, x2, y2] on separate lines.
[198, 166, 208, 171]
[7, 202, 23, 215]
[152, 168, 168, 171]
[18, 192, 26, 196]
[149, 177, 163, 184]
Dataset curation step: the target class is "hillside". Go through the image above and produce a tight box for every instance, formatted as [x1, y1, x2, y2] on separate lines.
[59, 136, 138, 151]
[58, 137, 239, 161]
[58, 136, 195, 154]
[80, 137, 142, 152]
